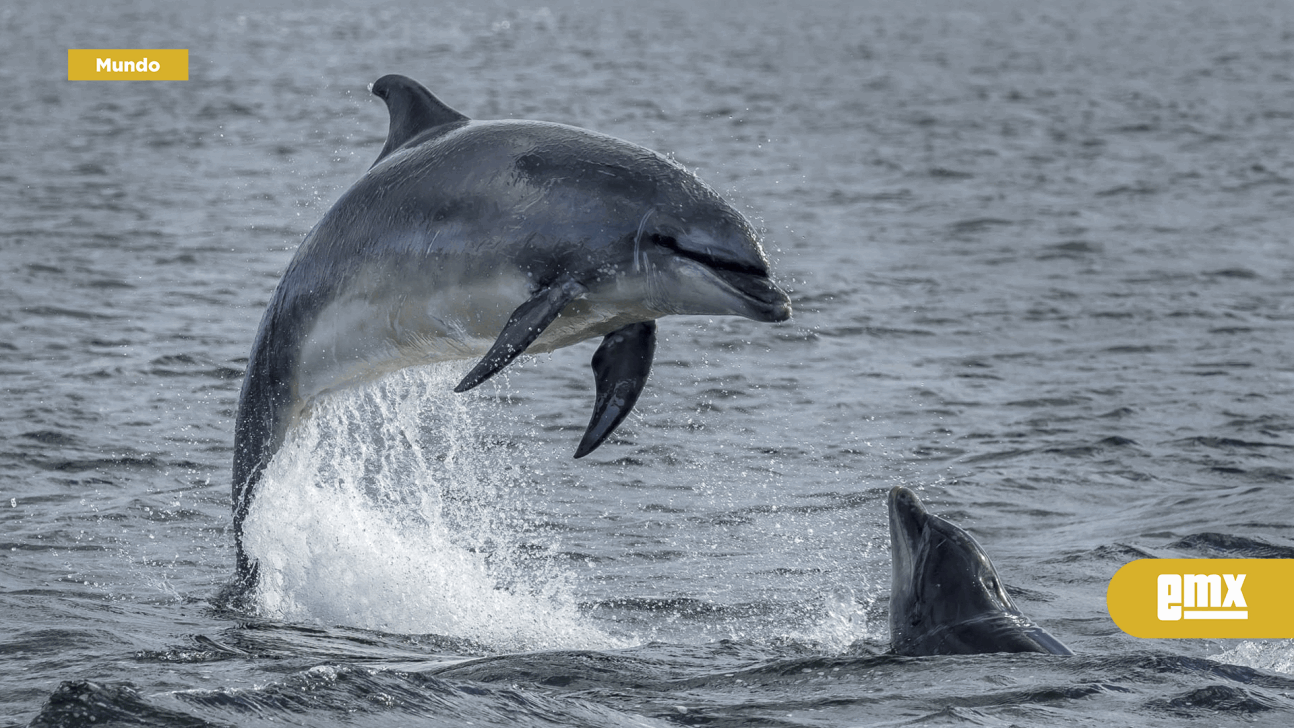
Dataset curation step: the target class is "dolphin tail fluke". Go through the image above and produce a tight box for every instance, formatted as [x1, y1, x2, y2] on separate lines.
[454, 277, 588, 393]
[575, 321, 656, 458]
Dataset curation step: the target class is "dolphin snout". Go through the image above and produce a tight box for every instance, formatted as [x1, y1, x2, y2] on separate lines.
[733, 282, 791, 323]
[889, 486, 920, 510]
[720, 271, 791, 323]
[888, 486, 928, 537]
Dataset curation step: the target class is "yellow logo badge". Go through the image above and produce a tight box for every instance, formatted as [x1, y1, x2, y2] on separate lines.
[1108, 559, 1294, 638]
[68, 49, 189, 81]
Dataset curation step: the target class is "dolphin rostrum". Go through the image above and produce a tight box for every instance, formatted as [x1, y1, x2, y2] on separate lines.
[230, 75, 792, 587]
[888, 486, 1073, 656]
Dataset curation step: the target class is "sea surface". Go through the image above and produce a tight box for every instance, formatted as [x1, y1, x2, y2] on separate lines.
[4, 1, 1294, 725]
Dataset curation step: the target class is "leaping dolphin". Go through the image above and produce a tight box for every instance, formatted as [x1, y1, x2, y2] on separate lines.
[888, 486, 1073, 656]
[230, 75, 791, 587]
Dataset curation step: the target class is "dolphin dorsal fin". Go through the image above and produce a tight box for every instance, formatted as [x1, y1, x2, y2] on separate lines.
[370, 74, 469, 166]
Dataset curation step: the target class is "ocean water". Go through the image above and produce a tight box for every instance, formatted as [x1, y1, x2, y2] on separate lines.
[3, 0, 1294, 725]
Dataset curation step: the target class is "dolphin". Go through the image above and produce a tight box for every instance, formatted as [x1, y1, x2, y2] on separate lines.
[230, 74, 791, 587]
[888, 486, 1073, 656]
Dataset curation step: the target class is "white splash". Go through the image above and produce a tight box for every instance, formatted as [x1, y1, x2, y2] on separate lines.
[241, 365, 621, 652]
[788, 572, 887, 653]
[1213, 640, 1294, 675]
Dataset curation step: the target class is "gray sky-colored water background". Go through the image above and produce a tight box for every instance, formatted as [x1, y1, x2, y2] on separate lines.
[3, 1, 1294, 725]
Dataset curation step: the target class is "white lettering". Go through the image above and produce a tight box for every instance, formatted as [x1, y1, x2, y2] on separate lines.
[1159, 573, 1248, 620]
[1184, 573, 1221, 608]
[1158, 574, 1181, 621]
[1223, 574, 1246, 608]
[92, 56, 160, 74]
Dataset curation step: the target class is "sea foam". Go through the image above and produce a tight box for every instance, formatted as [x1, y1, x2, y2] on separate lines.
[241, 365, 621, 652]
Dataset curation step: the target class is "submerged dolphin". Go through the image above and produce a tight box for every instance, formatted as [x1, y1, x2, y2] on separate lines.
[230, 75, 791, 586]
[888, 486, 1073, 656]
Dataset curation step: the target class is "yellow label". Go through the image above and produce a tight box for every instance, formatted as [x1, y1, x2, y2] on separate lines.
[68, 49, 188, 81]
[1107, 559, 1294, 638]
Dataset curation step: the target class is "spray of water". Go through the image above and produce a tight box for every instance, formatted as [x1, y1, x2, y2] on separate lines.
[1214, 641, 1294, 676]
[240, 365, 623, 652]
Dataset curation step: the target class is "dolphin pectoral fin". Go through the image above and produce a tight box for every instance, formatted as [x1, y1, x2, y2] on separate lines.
[574, 321, 657, 458]
[454, 277, 588, 393]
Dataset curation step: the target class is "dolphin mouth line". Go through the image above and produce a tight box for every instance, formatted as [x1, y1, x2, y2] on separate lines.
[711, 268, 792, 322]
[652, 233, 766, 279]
[647, 233, 791, 321]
